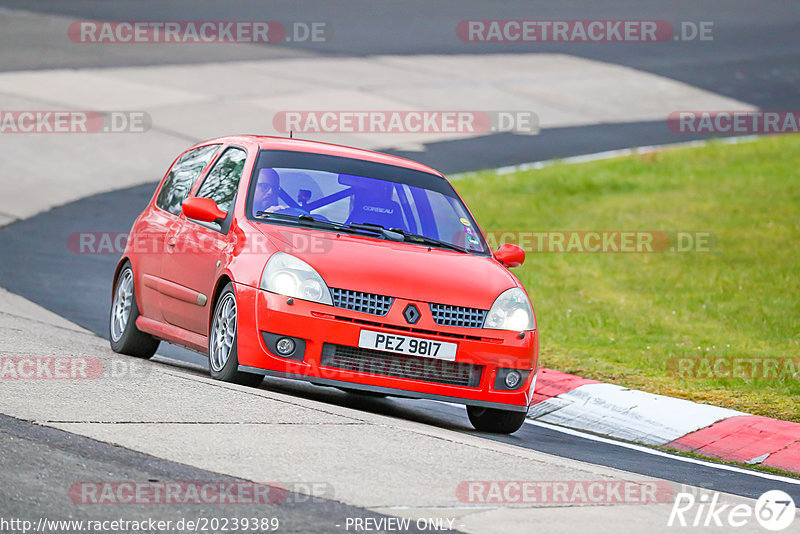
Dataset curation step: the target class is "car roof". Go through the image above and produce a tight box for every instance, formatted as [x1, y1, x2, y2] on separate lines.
[198, 135, 446, 178]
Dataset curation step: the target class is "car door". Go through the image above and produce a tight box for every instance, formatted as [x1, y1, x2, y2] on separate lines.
[160, 146, 248, 336]
[137, 144, 220, 320]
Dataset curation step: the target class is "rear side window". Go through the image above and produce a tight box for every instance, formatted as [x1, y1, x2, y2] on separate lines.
[156, 144, 220, 215]
[195, 147, 247, 213]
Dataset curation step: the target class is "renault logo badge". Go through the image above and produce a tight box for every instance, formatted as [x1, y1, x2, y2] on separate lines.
[403, 304, 421, 324]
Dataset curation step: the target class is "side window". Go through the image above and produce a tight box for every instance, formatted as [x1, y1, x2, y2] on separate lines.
[195, 147, 247, 214]
[155, 144, 220, 215]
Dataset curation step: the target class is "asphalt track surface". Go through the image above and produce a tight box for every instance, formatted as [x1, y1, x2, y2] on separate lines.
[1, 0, 800, 522]
[1, 0, 799, 172]
[0, 414, 436, 533]
[3, 0, 800, 114]
[0, 184, 798, 505]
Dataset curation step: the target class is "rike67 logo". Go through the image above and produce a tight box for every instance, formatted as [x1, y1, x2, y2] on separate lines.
[668, 490, 796, 531]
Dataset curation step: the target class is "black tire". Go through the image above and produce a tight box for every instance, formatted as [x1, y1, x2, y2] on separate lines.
[109, 263, 160, 358]
[467, 405, 528, 434]
[208, 283, 263, 387]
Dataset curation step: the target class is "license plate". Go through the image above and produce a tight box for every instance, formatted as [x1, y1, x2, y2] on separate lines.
[358, 330, 457, 361]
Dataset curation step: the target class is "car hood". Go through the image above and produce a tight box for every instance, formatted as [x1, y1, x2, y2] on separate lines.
[252, 224, 520, 309]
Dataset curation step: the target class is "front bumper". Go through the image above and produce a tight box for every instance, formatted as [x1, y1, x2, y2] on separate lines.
[234, 284, 539, 410]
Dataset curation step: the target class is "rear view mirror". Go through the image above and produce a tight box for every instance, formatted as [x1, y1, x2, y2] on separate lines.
[182, 197, 227, 222]
[493, 243, 525, 268]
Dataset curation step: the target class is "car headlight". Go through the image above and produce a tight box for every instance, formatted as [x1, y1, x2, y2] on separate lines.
[260, 252, 333, 305]
[483, 287, 535, 331]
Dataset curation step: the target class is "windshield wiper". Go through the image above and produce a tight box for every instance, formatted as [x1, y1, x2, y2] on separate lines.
[255, 212, 340, 229]
[255, 211, 312, 221]
[346, 222, 466, 252]
[255, 214, 466, 252]
[255, 213, 397, 239]
[343, 222, 404, 241]
[394, 230, 467, 253]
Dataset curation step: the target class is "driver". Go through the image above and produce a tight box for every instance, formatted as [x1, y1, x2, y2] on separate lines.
[253, 168, 288, 214]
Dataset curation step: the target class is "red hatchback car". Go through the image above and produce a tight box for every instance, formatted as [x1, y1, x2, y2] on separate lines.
[110, 136, 538, 433]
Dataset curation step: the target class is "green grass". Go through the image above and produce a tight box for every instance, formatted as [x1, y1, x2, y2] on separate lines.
[455, 135, 800, 422]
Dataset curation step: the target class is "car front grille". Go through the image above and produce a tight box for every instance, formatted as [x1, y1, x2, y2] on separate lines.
[320, 344, 483, 388]
[429, 303, 488, 329]
[330, 288, 394, 316]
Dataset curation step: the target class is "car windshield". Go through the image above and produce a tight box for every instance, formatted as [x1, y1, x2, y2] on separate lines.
[246, 150, 489, 254]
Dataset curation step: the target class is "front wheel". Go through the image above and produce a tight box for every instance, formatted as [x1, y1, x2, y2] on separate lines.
[208, 283, 263, 387]
[109, 263, 160, 358]
[467, 405, 527, 434]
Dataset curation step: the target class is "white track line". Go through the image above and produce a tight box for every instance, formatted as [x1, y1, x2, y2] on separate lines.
[440, 400, 797, 485]
[526, 419, 800, 486]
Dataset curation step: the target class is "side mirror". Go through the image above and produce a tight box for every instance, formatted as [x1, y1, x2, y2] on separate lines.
[182, 197, 227, 223]
[493, 243, 525, 268]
